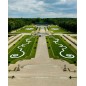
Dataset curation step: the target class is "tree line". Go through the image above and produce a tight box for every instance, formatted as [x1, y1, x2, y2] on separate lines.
[8, 18, 77, 33]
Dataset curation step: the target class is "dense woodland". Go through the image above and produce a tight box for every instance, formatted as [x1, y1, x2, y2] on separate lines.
[8, 18, 77, 33]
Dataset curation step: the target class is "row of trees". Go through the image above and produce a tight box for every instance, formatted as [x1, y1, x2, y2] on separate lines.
[54, 18, 77, 33]
[8, 18, 77, 33]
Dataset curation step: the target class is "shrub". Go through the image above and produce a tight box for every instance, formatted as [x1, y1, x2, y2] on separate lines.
[34, 47, 36, 49]
[48, 47, 50, 49]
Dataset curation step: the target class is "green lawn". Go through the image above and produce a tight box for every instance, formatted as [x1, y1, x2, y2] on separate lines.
[46, 35, 77, 65]
[11, 25, 37, 33]
[48, 25, 72, 34]
[8, 35, 38, 64]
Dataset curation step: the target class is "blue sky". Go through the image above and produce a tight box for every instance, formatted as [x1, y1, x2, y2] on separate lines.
[8, 0, 77, 18]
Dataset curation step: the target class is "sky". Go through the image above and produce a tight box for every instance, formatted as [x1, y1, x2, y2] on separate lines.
[8, 0, 77, 18]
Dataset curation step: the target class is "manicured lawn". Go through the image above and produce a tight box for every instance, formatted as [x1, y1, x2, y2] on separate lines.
[48, 25, 72, 34]
[46, 35, 77, 65]
[8, 35, 39, 64]
[11, 25, 37, 33]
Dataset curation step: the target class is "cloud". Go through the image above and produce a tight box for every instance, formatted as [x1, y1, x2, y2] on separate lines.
[9, 0, 47, 13]
[37, 11, 76, 18]
[8, 0, 77, 18]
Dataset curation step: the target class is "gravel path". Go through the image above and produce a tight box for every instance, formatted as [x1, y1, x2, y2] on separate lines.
[60, 35, 77, 49]
[8, 34, 23, 49]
